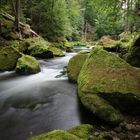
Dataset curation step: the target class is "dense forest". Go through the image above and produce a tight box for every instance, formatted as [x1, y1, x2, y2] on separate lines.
[1, 0, 140, 41]
[0, 0, 140, 140]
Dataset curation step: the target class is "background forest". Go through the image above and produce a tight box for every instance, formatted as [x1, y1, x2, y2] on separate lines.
[1, 0, 140, 42]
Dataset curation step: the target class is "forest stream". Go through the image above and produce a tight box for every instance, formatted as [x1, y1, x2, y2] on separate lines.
[0, 47, 92, 140]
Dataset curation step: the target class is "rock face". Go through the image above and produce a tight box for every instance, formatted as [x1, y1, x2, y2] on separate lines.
[0, 46, 21, 71]
[16, 55, 40, 75]
[67, 52, 89, 83]
[28, 124, 93, 140]
[78, 48, 140, 124]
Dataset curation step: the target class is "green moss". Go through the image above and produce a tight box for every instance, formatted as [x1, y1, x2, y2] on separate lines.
[26, 37, 64, 58]
[67, 53, 89, 83]
[48, 47, 65, 57]
[68, 124, 93, 140]
[16, 55, 40, 75]
[0, 46, 22, 71]
[28, 130, 81, 140]
[123, 34, 140, 68]
[78, 48, 140, 124]
[118, 32, 140, 56]
[80, 93, 123, 125]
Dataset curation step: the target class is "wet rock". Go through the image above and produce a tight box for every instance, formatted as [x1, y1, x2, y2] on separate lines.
[16, 55, 40, 75]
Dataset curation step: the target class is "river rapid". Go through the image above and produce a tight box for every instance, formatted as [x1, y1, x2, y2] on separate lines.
[0, 47, 93, 140]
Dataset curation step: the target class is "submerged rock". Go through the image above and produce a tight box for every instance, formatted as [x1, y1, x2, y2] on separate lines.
[0, 46, 21, 71]
[28, 124, 93, 140]
[67, 52, 89, 83]
[78, 48, 140, 124]
[16, 55, 40, 75]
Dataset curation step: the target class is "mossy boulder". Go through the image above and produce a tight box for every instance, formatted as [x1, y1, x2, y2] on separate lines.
[28, 130, 81, 140]
[0, 46, 21, 71]
[28, 124, 93, 140]
[99, 36, 117, 52]
[16, 55, 40, 75]
[26, 38, 53, 58]
[117, 32, 139, 56]
[49, 47, 65, 57]
[26, 38, 64, 58]
[67, 52, 89, 83]
[78, 48, 140, 124]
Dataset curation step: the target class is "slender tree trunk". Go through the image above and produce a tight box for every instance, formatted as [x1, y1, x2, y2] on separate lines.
[15, 0, 20, 32]
[125, 0, 130, 32]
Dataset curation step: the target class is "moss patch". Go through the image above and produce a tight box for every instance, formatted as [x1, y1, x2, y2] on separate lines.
[28, 130, 81, 140]
[28, 124, 94, 140]
[16, 55, 40, 75]
[49, 47, 64, 57]
[26, 37, 64, 58]
[68, 124, 93, 140]
[0, 46, 21, 71]
[67, 53, 89, 83]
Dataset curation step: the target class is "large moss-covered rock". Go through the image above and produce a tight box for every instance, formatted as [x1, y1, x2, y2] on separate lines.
[28, 124, 93, 140]
[0, 46, 21, 71]
[49, 47, 65, 57]
[67, 52, 89, 83]
[78, 48, 140, 124]
[16, 55, 40, 75]
[117, 32, 139, 57]
[26, 38, 64, 58]
[26, 38, 53, 58]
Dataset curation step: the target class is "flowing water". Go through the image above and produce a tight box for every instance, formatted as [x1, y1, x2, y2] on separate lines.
[0, 47, 93, 140]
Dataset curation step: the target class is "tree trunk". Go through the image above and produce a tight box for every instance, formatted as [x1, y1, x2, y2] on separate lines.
[15, 0, 20, 32]
[125, 0, 130, 32]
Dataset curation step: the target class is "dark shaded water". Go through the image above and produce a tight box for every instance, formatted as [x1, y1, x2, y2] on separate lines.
[0, 49, 93, 140]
